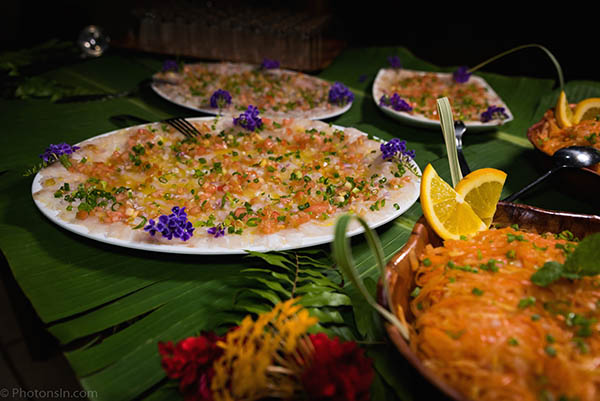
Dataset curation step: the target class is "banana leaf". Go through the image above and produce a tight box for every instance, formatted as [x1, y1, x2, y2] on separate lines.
[0, 44, 597, 401]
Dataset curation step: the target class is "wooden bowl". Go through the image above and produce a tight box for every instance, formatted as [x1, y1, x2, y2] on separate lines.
[526, 110, 600, 202]
[527, 109, 600, 177]
[377, 201, 600, 401]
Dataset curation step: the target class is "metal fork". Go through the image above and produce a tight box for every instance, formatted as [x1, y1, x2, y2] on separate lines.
[109, 114, 200, 139]
[163, 117, 201, 138]
[454, 120, 471, 176]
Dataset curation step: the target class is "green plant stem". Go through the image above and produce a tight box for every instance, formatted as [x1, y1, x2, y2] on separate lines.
[468, 43, 564, 91]
[437, 97, 462, 187]
[333, 214, 410, 341]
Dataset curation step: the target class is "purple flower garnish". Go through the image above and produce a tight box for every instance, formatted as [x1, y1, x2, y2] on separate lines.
[162, 59, 179, 72]
[379, 93, 413, 112]
[144, 206, 194, 241]
[209, 89, 232, 109]
[40, 143, 80, 163]
[480, 105, 509, 123]
[261, 58, 280, 69]
[380, 138, 415, 161]
[453, 66, 471, 83]
[387, 55, 402, 69]
[207, 224, 226, 238]
[328, 82, 354, 106]
[233, 105, 263, 132]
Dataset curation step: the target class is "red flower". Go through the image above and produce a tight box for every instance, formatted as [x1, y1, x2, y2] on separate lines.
[158, 332, 223, 401]
[301, 333, 374, 401]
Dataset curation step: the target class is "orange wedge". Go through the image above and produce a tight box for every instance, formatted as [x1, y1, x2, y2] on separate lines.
[420, 164, 487, 240]
[455, 168, 507, 227]
[555, 90, 573, 128]
[572, 97, 600, 124]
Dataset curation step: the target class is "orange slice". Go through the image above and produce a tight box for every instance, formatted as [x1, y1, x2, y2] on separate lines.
[420, 164, 487, 240]
[555, 90, 573, 128]
[455, 168, 507, 227]
[572, 97, 600, 124]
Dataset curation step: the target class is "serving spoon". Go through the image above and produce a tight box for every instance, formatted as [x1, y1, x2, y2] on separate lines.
[502, 146, 600, 202]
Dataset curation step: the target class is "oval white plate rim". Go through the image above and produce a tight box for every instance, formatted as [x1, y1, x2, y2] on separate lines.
[372, 68, 514, 131]
[32, 117, 421, 255]
[151, 66, 353, 121]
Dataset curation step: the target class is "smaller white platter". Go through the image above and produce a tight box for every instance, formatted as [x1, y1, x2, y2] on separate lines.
[372, 68, 513, 132]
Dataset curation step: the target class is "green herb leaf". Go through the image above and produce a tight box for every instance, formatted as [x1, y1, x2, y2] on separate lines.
[562, 233, 600, 277]
[530, 233, 600, 286]
[544, 345, 557, 357]
[58, 154, 72, 169]
[518, 296, 536, 309]
[471, 287, 484, 296]
[530, 261, 564, 287]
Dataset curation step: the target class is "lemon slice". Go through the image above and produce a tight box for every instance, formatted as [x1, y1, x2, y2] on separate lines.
[555, 90, 573, 128]
[572, 97, 600, 124]
[455, 168, 507, 227]
[420, 164, 487, 240]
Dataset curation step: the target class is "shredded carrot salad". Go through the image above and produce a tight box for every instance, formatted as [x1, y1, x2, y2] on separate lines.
[410, 226, 600, 401]
[530, 109, 600, 173]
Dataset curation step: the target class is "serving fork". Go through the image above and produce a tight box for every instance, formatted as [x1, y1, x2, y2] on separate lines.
[162, 117, 201, 137]
[110, 114, 200, 138]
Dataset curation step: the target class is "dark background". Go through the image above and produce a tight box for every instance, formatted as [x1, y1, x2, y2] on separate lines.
[1, 0, 597, 82]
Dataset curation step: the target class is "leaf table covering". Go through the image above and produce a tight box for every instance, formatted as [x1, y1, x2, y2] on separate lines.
[1, 46, 598, 401]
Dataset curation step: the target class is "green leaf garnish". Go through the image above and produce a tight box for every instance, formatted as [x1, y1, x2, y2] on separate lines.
[531, 261, 564, 286]
[58, 153, 72, 169]
[530, 233, 600, 286]
[562, 233, 600, 276]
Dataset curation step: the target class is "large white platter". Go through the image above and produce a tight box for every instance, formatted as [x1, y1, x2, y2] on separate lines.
[372, 68, 513, 132]
[151, 62, 353, 120]
[151, 83, 353, 121]
[32, 118, 420, 255]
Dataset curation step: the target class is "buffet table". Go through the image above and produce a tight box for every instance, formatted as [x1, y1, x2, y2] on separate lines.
[0, 45, 598, 401]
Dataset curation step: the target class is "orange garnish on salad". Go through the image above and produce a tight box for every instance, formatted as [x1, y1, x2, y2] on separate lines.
[555, 91, 600, 127]
[455, 168, 507, 227]
[572, 97, 600, 124]
[555, 90, 573, 128]
[420, 164, 487, 240]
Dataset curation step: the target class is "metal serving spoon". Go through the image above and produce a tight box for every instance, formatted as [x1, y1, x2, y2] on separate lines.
[454, 120, 471, 176]
[502, 146, 600, 202]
